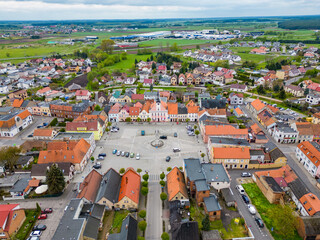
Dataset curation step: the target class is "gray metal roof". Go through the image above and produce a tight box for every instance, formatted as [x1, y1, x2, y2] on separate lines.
[204, 196, 221, 212]
[220, 188, 235, 204]
[91, 204, 105, 219]
[52, 198, 85, 240]
[108, 214, 137, 240]
[95, 168, 121, 204]
[276, 122, 297, 133]
[249, 149, 264, 156]
[10, 178, 30, 193]
[184, 158, 205, 182]
[202, 163, 230, 183]
[195, 180, 210, 191]
[209, 137, 250, 147]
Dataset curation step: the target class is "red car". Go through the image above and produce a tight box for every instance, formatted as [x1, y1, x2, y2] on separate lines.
[41, 208, 53, 214]
[38, 214, 47, 220]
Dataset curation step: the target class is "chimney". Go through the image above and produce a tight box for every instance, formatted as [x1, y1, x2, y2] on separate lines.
[242, 147, 244, 152]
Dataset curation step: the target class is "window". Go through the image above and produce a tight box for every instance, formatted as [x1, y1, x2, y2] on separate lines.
[12, 214, 17, 219]
[203, 191, 206, 194]
[308, 208, 312, 211]
[176, 197, 178, 200]
[103, 201, 106, 204]
[213, 212, 216, 215]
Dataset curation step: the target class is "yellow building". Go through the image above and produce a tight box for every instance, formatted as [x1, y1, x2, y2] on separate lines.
[66, 120, 104, 140]
[210, 147, 250, 169]
[312, 113, 320, 124]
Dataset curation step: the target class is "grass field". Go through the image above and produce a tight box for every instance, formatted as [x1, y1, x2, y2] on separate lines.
[237, 53, 267, 63]
[107, 53, 153, 72]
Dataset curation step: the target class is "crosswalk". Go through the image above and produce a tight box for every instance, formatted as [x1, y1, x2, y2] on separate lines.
[149, 174, 160, 182]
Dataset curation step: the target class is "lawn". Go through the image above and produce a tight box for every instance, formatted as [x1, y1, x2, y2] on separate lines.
[109, 210, 130, 234]
[237, 53, 267, 63]
[242, 183, 302, 240]
[107, 53, 153, 72]
[14, 209, 40, 240]
[189, 199, 247, 239]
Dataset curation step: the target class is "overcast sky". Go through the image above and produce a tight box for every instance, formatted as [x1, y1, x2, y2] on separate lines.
[0, 0, 320, 20]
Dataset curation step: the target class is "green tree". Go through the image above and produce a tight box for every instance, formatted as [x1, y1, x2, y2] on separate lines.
[257, 85, 265, 94]
[138, 237, 145, 240]
[195, 130, 200, 137]
[213, 60, 229, 69]
[101, 39, 115, 54]
[161, 232, 170, 240]
[142, 181, 148, 187]
[6, 53, 10, 58]
[94, 105, 101, 111]
[137, 117, 141, 122]
[0, 146, 22, 172]
[90, 156, 94, 162]
[49, 117, 58, 126]
[160, 172, 165, 180]
[119, 168, 125, 174]
[273, 84, 280, 92]
[186, 118, 190, 123]
[46, 164, 66, 194]
[159, 180, 166, 187]
[160, 192, 167, 201]
[125, 117, 132, 122]
[142, 173, 149, 182]
[152, 62, 156, 70]
[138, 221, 147, 236]
[167, 167, 172, 172]
[279, 90, 286, 100]
[147, 118, 151, 123]
[202, 215, 211, 231]
[150, 84, 153, 92]
[137, 168, 142, 174]
[141, 187, 149, 196]
[194, 125, 197, 130]
[201, 153, 205, 160]
[139, 210, 146, 219]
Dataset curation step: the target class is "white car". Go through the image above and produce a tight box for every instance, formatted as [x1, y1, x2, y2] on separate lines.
[136, 153, 140, 160]
[248, 204, 257, 215]
[30, 230, 42, 237]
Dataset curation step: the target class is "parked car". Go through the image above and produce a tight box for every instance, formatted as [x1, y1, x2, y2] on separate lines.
[130, 152, 135, 158]
[93, 164, 101, 169]
[241, 194, 250, 204]
[173, 148, 181, 153]
[36, 126, 42, 128]
[30, 231, 42, 237]
[125, 152, 130, 158]
[136, 153, 140, 160]
[98, 153, 106, 157]
[174, 132, 178, 137]
[236, 185, 245, 194]
[111, 128, 118, 132]
[38, 214, 47, 220]
[188, 132, 195, 136]
[121, 151, 125, 157]
[33, 224, 47, 231]
[116, 150, 121, 156]
[248, 204, 257, 215]
[255, 217, 264, 228]
[241, 172, 252, 178]
[41, 208, 52, 214]
[159, 135, 167, 139]
[28, 134, 33, 138]
[43, 123, 48, 126]
[112, 149, 117, 154]
[98, 156, 104, 160]
[27, 237, 40, 240]
[166, 156, 171, 162]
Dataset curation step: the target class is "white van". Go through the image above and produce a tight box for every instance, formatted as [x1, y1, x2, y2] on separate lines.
[236, 185, 245, 194]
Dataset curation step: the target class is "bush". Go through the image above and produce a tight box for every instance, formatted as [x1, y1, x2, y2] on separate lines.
[139, 210, 146, 219]
[161, 232, 170, 240]
[142, 174, 149, 182]
[119, 168, 125, 174]
[160, 192, 167, 201]
[49, 118, 58, 126]
[142, 181, 148, 187]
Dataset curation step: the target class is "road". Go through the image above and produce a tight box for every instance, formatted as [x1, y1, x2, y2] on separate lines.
[285, 76, 304, 85]
[228, 170, 272, 240]
[241, 105, 320, 198]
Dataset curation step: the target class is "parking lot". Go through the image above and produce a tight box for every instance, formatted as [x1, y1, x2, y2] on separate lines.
[74, 122, 207, 182]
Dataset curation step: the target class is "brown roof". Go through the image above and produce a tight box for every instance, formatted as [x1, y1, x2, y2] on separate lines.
[33, 129, 54, 137]
[295, 122, 314, 136]
[266, 105, 279, 114]
[77, 170, 102, 202]
[167, 167, 188, 201]
[38, 138, 91, 164]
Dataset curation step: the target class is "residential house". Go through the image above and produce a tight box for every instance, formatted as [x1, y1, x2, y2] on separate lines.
[269, 122, 298, 144]
[0, 204, 25, 239]
[183, 92, 196, 103]
[31, 162, 75, 183]
[234, 108, 245, 118]
[97, 92, 108, 103]
[210, 147, 250, 169]
[248, 99, 267, 117]
[198, 92, 211, 106]
[167, 167, 189, 206]
[8, 89, 27, 100]
[33, 128, 57, 140]
[250, 123, 268, 144]
[66, 120, 104, 140]
[139, 101, 152, 121]
[312, 112, 320, 124]
[129, 107, 140, 121]
[291, 122, 314, 143]
[143, 79, 153, 86]
[229, 83, 247, 93]
[0, 110, 33, 137]
[306, 94, 320, 105]
[108, 103, 121, 122]
[171, 75, 178, 85]
[229, 93, 244, 105]
[284, 85, 304, 97]
[257, 109, 276, 130]
[118, 105, 130, 122]
[77, 169, 102, 203]
[296, 141, 320, 178]
[203, 196, 222, 221]
[187, 105, 199, 122]
[297, 216, 320, 240]
[36, 87, 52, 97]
[15, 156, 33, 169]
[38, 138, 92, 172]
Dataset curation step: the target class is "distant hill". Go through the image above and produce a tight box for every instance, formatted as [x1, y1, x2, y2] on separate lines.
[278, 16, 320, 30]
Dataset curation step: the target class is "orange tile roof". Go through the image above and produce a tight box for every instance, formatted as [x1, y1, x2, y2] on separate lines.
[33, 129, 54, 137]
[313, 112, 320, 119]
[251, 99, 265, 112]
[297, 141, 320, 167]
[28, 179, 40, 187]
[212, 147, 250, 159]
[141, 101, 152, 113]
[77, 169, 102, 202]
[12, 99, 23, 108]
[167, 102, 178, 115]
[37, 87, 51, 94]
[0, 110, 31, 129]
[118, 168, 141, 204]
[255, 165, 297, 184]
[235, 108, 244, 116]
[299, 193, 320, 216]
[38, 138, 91, 164]
[129, 107, 140, 116]
[187, 106, 199, 114]
[250, 123, 262, 134]
[205, 125, 248, 136]
[206, 109, 226, 116]
[267, 105, 279, 114]
[295, 122, 314, 136]
[186, 100, 195, 107]
[167, 167, 188, 201]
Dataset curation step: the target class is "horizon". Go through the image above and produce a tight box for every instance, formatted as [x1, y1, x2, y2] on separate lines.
[1, 0, 320, 21]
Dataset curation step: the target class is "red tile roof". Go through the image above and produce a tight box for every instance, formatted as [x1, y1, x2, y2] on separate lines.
[299, 193, 320, 216]
[12, 99, 23, 108]
[205, 125, 248, 137]
[167, 167, 188, 201]
[255, 165, 297, 184]
[297, 141, 320, 168]
[118, 168, 141, 204]
[251, 99, 265, 112]
[33, 129, 55, 137]
[212, 147, 250, 159]
[77, 170, 102, 202]
[66, 120, 99, 131]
